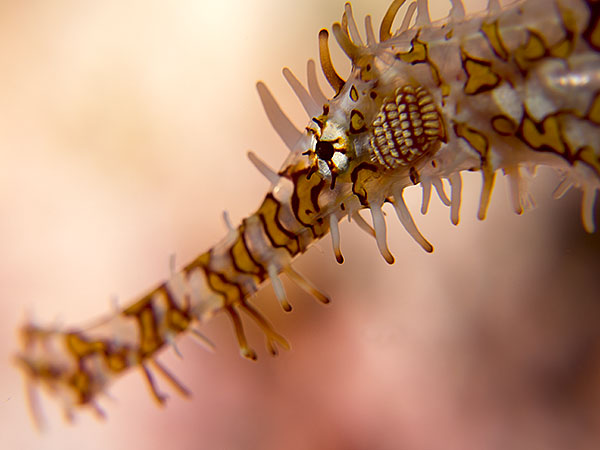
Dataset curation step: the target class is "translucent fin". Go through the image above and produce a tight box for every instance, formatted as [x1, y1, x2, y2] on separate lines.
[380, 0, 406, 42]
[333, 22, 361, 62]
[421, 181, 432, 214]
[189, 328, 216, 353]
[222, 210, 234, 231]
[318, 29, 345, 94]
[268, 265, 292, 312]
[141, 364, 168, 405]
[282, 67, 320, 117]
[448, 172, 462, 226]
[225, 306, 257, 360]
[351, 210, 376, 237]
[247, 151, 280, 185]
[581, 187, 598, 233]
[166, 334, 183, 358]
[24, 376, 44, 431]
[478, 170, 497, 221]
[256, 82, 303, 151]
[399, 2, 417, 33]
[432, 177, 451, 206]
[344, 3, 364, 45]
[553, 176, 574, 199]
[504, 166, 535, 215]
[370, 204, 395, 264]
[392, 187, 434, 252]
[329, 214, 344, 263]
[449, 0, 466, 20]
[307, 59, 328, 106]
[149, 359, 191, 398]
[283, 267, 331, 304]
[239, 302, 290, 356]
[365, 15, 376, 46]
[415, 0, 431, 26]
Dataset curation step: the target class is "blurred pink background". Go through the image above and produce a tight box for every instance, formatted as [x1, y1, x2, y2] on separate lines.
[1, 1, 599, 449]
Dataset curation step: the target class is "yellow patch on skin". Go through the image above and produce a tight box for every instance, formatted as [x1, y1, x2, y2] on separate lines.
[519, 114, 566, 155]
[124, 295, 162, 357]
[350, 163, 378, 206]
[578, 145, 600, 174]
[291, 172, 329, 237]
[453, 122, 489, 158]
[206, 272, 240, 305]
[514, 30, 547, 72]
[69, 371, 91, 402]
[396, 35, 445, 90]
[480, 21, 508, 61]
[66, 333, 106, 358]
[350, 109, 366, 133]
[256, 194, 300, 255]
[587, 93, 600, 125]
[462, 53, 501, 95]
[549, 5, 577, 58]
[397, 37, 427, 64]
[230, 233, 262, 279]
[349, 85, 358, 102]
[167, 308, 190, 332]
[491, 115, 517, 136]
[587, 14, 600, 50]
[106, 352, 128, 373]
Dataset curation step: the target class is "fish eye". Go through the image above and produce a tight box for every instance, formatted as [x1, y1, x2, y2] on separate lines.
[315, 140, 335, 161]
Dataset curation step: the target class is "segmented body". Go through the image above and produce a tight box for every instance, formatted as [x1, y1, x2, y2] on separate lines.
[16, 0, 600, 422]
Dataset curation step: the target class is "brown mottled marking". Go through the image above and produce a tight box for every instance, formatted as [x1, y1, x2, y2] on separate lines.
[583, 1, 600, 51]
[514, 30, 548, 72]
[68, 370, 92, 404]
[453, 122, 490, 159]
[290, 169, 329, 238]
[105, 350, 128, 373]
[396, 34, 446, 92]
[480, 21, 509, 61]
[257, 194, 300, 256]
[349, 109, 366, 133]
[453, 122, 496, 220]
[66, 332, 130, 374]
[66, 333, 106, 359]
[229, 223, 264, 280]
[351, 162, 378, 205]
[123, 294, 163, 358]
[205, 269, 242, 305]
[586, 92, 600, 125]
[517, 111, 567, 156]
[578, 145, 600, 175]
[491, 115, 517, 136]
[460, 49, 501, 95]
[550, 4, 577, 58]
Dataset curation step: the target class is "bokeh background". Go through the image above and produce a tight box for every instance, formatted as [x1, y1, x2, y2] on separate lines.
[1, 1, 599, 449]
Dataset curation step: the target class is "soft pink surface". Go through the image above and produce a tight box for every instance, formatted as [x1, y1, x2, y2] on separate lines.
[1, 1, 599, 449]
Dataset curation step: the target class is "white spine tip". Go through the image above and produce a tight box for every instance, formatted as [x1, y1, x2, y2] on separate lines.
[284, 267, 331, 304]
[478, 171, 496, 221]
[449, 173, 462, 226]
[370, 204, 395, 265]
[421, 182, 432, 215]
[268, 265, 292, 312]
[582, 188, 597, 233]
[247, 151, 280, 185]
[329, 214, 344, 264]
[190, 328, 216, 353]
[392, 187, 434, 253]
